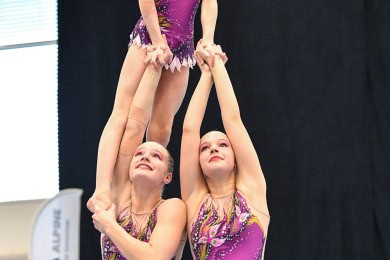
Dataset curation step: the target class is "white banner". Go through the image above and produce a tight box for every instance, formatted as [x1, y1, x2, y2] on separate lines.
[30, 189, 83, 260]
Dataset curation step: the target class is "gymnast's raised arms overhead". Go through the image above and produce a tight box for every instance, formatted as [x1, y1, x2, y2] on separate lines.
[181, 43, 269, 259]
[89, 0, 221, 213]
[89, 57, 187, 260]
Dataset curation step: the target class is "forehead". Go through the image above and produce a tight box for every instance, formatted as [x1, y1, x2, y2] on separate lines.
[137, 142, 168, 155]
[200, 131, 229, 143]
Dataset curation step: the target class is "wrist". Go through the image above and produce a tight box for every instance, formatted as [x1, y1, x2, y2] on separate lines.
[201, 37, 214, 44]
[93, 188, 110, 196]
[200, 71, 213, 80]
[151, 36, 166, 46]
[104, 219, 118, 235]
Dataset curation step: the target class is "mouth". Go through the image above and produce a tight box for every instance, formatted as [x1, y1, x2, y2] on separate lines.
[209, 156, 223, 162]
[136, 163, 152, 170]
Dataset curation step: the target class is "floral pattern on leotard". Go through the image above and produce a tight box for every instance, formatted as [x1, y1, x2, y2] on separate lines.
[101, 206, 158, 260]
[191, 191, 268, 260]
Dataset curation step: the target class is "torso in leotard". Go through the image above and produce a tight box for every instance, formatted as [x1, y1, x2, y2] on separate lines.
[101, 203, 161, 260]
[129, 0, 201, 70]
[190, 190, 270, 260]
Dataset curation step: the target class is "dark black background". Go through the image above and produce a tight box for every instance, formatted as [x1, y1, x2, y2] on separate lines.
[58, 0, 390, 259]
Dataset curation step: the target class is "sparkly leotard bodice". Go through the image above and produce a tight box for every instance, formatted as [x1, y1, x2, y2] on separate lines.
[101, 204, 160, 260]
[130, 0, 201, 71]
[190, 191, 270, 260]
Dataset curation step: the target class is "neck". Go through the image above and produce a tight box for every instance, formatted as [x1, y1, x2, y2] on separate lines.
[131, 183, 162, 214]
[206, 171, 235, 198]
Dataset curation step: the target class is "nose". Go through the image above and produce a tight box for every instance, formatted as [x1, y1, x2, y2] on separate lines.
[210, 146, 219, 153]
[141, 154, 150, 162]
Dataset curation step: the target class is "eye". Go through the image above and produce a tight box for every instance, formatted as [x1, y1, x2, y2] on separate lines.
[220, 143, 228, 147]
[200, 146, 209, 152]
[153, 153, 162, 160]
[135, 151, 142, 156]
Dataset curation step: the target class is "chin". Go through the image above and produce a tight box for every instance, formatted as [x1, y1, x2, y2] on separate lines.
[204, 166, 229, 176]
[130, 171, 149, 180]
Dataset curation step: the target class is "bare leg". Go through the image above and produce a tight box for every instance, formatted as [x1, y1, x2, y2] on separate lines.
[147, 67, 190, 146]
[91, 45, 147, 210]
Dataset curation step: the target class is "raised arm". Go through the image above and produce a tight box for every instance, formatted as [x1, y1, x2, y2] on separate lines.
[180, 56, 213, 207]
[110, 62, 163, 209]
[208, 53, 267, 211]
[88, 60, 163, 214]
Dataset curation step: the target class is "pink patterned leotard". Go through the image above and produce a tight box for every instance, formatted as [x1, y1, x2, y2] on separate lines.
[190, 190, 270, 260]
[129, 0, 201, 71]
[101, 202, 161, 260]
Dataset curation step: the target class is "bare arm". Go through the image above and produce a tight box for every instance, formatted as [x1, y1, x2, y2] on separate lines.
[173, 230, 187, 260]
[209, 55, 268, 211]
[139, 0, 172, 65]
[196, 0, 219, 67]
[139, 0, 164, 45]
[180, 58, 212, 209]
[111, 63, 163, 208]
[200, 0, 218, 43]
[87, 62, 163, 214]
[93, 199, 186, 260]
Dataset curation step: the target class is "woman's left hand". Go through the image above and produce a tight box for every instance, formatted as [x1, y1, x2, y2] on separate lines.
[92, 204, 117, 234]
[144, 35, 173, 70]
[195, 51, 211, 73]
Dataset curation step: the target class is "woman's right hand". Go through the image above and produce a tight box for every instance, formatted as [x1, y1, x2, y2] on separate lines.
[87, 191, 112, 214]
[92, 204, 117, 235]
[196, 40, 228, 67]
[144, 35, 173, 70]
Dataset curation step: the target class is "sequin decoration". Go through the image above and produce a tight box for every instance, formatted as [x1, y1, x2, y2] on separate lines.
[190, 191, 269, 260]
[101, 206, 158, 260]
[129, 0, 201, 71]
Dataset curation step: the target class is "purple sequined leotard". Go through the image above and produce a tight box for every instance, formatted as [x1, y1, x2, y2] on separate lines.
[101, 204, 160, 260]
[129, 0, 201, 71]
[190, 191, 270, 260]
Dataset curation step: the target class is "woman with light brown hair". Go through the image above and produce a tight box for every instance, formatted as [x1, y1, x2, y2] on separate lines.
[181, 43, 270, 259]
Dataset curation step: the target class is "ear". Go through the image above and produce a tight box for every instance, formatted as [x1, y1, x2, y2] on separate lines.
[163, 173, 173, 184]
[233, 163, 238, 173]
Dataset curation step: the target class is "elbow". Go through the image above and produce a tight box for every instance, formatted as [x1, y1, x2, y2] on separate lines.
[182, 121, 199, 134]
[139, 0, 157, 16]
[232, 114, 242, 123]
[224, 110, 242, 123]
[134, 247, 169, 260]
[182, 122, 191, 133]
[120, 117, 146, 148]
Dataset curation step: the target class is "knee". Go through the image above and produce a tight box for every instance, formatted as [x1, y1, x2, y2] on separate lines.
[123, 118, 145, 140]
[147, 122, 172, 147]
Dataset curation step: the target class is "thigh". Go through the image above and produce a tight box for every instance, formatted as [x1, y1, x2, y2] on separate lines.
[150, 67, 190, 126]
[112, 45, 148, 113]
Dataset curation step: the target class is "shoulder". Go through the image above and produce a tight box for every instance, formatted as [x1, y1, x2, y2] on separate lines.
[162, 198, 186, 208]
[158, 198, 186, 219]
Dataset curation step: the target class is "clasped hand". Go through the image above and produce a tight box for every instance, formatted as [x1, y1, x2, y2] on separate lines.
[91, 203, 117, 234]
[195, 39, 228, 71]
[144, 43, 173, 70]
[87, 193, 116, 234]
